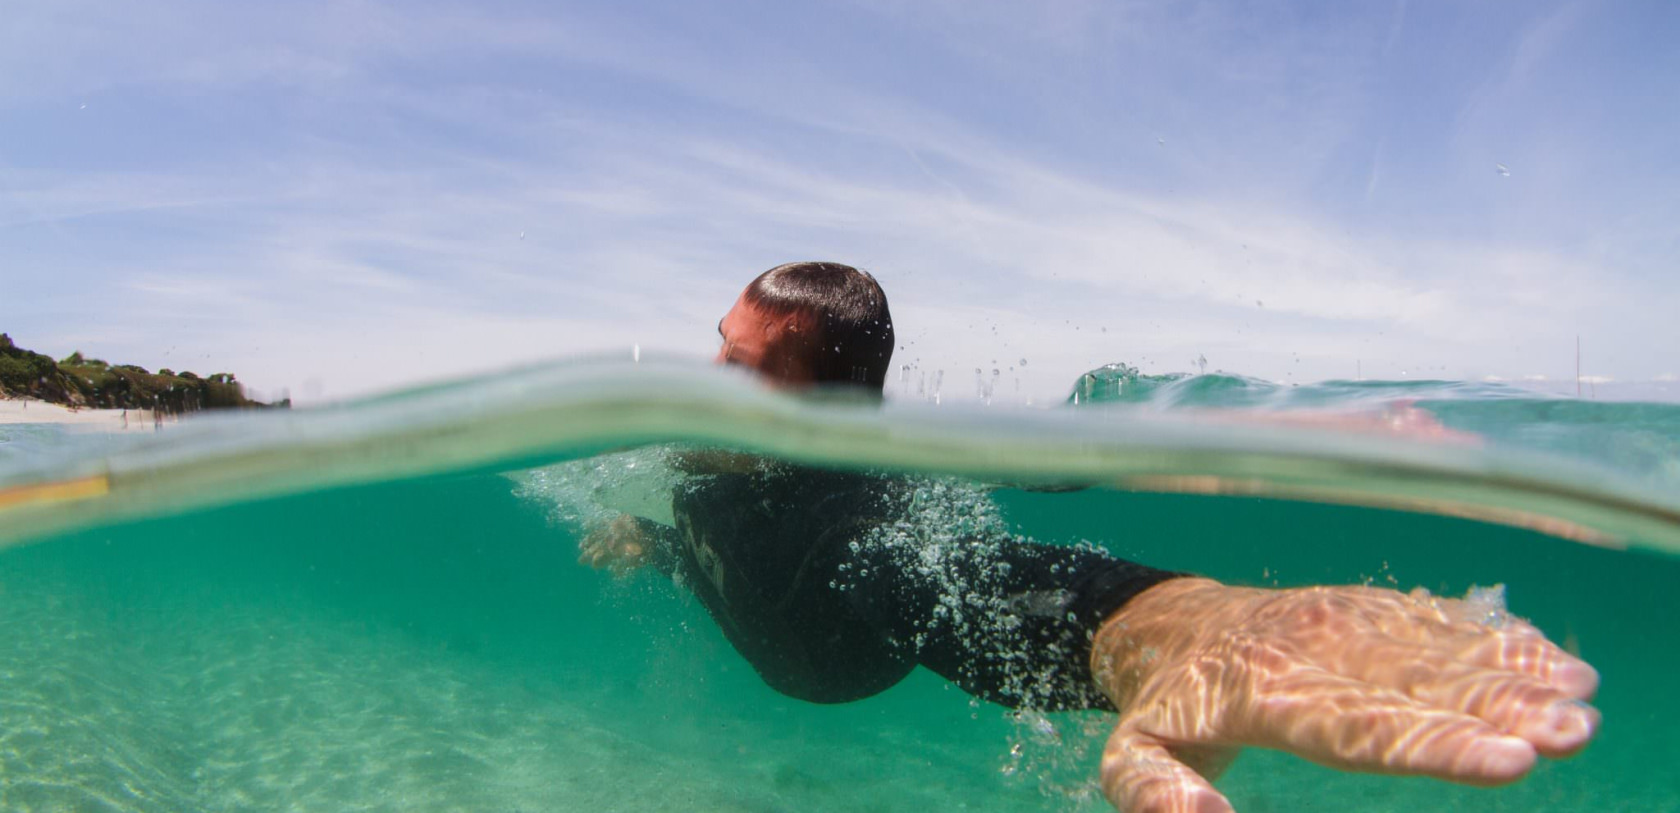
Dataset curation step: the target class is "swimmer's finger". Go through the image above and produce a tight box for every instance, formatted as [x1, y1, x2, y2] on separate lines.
[1312, 627, 1599, 751]
[1100, 726, 1234, 813]
[1459, 623, 1599, 701]
[1331, 641, 1598, 758]
[1407, 606, 1600, 700]
[578, 538, 612, 569]
[1237, 667, 1536, 784]
[1368, 593, 1599, 701]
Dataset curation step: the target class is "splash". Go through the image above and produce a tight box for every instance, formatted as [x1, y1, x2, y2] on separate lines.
[1460, 583, 1511, 629]
[510, 446, 681, 531]
[842, 476, 1112, 805]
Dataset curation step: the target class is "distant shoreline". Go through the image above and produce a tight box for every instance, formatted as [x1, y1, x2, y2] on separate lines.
[0, 397, 171, 431]
[2, 333, 281, 416]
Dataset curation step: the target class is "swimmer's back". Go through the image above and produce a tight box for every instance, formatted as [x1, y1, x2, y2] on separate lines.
[671, 465, 914, 702]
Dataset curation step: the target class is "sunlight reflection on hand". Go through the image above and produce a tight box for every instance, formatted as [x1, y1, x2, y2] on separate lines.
[1091, 578, 1600, 813]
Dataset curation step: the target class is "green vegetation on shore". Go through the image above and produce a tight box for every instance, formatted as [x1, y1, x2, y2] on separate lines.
[0, 334, 284, 412]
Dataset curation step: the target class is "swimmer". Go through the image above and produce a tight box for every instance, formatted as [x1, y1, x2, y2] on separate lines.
[581, 261, 1599, 813]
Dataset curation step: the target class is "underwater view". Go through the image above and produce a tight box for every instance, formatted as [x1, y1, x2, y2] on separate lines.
[2, 359, 1677, 812]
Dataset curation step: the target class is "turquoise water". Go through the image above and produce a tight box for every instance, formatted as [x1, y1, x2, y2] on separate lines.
[2, 361, 1678, 811]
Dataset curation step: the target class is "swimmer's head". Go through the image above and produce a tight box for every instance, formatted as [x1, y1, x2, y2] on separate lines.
[717, 262, 895, 391]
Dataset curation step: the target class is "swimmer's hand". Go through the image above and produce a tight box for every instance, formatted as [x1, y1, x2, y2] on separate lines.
[1090, 578, 1599, 813]
[1196, 401, 1481, 445]
[579, 514, 654, 576]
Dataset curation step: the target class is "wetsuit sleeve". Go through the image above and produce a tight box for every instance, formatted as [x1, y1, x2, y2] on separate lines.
[843, 535, 1186, 711]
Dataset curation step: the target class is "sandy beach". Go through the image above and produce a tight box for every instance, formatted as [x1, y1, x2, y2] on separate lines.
[0, 398, 165, 431]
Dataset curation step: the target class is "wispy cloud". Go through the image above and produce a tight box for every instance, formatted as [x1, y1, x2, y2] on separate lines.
[1, 0, 1672, 403]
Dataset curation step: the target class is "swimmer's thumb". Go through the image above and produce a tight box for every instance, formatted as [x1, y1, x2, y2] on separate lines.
[1099, 725, 1236, 813]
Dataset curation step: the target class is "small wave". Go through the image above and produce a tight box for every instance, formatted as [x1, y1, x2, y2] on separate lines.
[2, 355, 1677, 555]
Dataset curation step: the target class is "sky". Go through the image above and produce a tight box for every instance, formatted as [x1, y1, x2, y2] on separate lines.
[2, 0, 1676, 404]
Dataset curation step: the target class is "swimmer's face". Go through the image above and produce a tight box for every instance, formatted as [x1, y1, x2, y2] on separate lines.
[716, 292, 817, 387]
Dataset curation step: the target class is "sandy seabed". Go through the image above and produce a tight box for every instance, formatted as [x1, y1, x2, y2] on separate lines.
[0, 560, 1076, 813]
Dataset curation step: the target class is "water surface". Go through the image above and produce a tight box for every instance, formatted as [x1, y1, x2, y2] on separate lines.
[1, 360, 1676, 811]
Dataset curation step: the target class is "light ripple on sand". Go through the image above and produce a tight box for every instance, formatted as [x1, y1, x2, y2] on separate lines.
[0, 552, 1076, 812]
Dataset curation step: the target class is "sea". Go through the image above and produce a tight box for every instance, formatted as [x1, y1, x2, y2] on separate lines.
[1, 358, 1676, 813]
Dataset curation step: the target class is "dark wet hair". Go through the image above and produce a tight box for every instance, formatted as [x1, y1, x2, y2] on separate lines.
[744, 261, 895, 390]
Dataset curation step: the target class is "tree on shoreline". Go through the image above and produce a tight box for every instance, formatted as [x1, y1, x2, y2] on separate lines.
[1, 333, 281, 411]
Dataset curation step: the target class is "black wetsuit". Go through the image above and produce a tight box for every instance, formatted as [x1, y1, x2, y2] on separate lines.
[640, 462, 1183, 711]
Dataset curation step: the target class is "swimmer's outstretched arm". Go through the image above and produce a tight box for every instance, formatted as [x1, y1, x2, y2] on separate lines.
[1087, 578, 1599, 813]
[579, 447, 762, 575]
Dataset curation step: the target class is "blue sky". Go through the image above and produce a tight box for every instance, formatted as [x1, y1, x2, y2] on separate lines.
[3, 0, 1675, 403]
